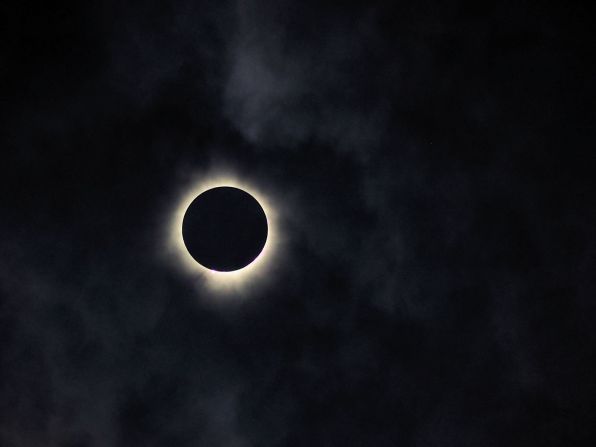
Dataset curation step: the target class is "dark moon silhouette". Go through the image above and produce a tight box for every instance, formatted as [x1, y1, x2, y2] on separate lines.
[182, 186, 268, 272]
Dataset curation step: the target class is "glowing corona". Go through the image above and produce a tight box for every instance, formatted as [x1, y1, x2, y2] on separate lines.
[166, 168, 284, 294]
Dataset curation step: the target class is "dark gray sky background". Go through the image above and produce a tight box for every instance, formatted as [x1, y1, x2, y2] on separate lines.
[1, 1, 595, 446]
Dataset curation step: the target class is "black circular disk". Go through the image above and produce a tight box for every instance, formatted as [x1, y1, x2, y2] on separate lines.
[182, 186, 268, 272]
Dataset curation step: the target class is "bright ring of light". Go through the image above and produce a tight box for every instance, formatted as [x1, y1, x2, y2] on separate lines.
[166, 169, 283, 294]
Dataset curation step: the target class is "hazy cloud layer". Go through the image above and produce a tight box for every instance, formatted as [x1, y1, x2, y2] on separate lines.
[1, 1, 595, 446]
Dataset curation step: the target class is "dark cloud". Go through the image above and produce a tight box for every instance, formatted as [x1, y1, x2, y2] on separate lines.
[1, 1, 596, 446]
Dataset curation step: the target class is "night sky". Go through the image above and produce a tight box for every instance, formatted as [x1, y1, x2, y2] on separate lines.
[1, 1, 596, 446]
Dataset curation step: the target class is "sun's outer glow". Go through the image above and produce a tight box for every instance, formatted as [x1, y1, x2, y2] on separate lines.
[166, 168, 284, 295]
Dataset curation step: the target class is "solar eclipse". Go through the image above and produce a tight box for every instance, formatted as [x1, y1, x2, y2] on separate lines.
[167, 170, 284, 294]
[182, 187, 268, 272]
